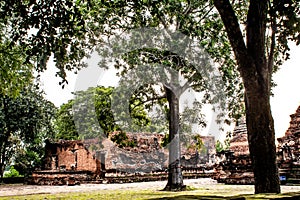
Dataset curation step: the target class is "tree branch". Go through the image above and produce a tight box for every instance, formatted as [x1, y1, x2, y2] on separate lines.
[196, 5, 214, 23]
[176, 0, 192, 30]
[131, 94, 166, 111]
[267, 0, 276, 73]
[246, 0, 268, 64]
[213, 0, 248, 71]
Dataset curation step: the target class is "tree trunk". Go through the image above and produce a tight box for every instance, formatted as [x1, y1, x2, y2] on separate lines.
[0, 151, 5, 182]
[214, 0, 281, 193]
[163, 87, 185, 191]
[245, 84, 280, 193]
[244, 0, 280, 193]
[0, 163, 3, 182]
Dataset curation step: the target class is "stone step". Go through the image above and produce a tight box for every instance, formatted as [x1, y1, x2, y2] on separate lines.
[288, 174, 300, 178]
[287, 178, 300, 184]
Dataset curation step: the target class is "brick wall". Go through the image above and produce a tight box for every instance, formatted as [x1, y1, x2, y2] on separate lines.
[76, 146, 97, 172]
[44, 140, 99, 173]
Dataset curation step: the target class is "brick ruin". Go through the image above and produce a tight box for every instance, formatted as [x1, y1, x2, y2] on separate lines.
[214, 105, 300, 185]
[99, 132, 167, 174]
[43, 139, 101, 173]
[30, 139, 102, 185]
[277, 105, 300, 184]
[30, 132, 216, 185]
[31, 103, 300, 186]
[229, 119, 249, 155]
[214, 119, 254, 184]
[181, 136, 216, 169]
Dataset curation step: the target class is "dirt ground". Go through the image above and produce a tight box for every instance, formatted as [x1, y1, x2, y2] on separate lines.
[1, 178, 300, 197]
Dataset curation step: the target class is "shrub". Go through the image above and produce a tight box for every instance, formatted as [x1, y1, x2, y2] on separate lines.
[4, 166, 21, 178]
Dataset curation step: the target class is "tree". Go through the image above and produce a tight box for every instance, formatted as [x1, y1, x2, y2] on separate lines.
[54, 100, 79, 140]
[90, 1, 239, 190]
[0, 85, 56, 179]
[56, 86, 159, 146]
[87, 0, 299, 193]
[13, 127, 55, 176]
[73, 86, 153, 139]
[213, 0, 299, 193]
[110, 56, 214, 190]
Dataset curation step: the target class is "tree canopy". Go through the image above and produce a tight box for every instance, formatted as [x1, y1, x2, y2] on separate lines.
[0, 25, 33, 97]
[0, 85, 56, 178]
[0, 0, 93, 93]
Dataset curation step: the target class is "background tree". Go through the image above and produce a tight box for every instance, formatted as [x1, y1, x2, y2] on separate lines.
[73, 86, 152, 140]
[56, 86, 161, 147]
[0, 85, 56, 179]
[54, 100, 79, 140]
[213, 0, 299, 193]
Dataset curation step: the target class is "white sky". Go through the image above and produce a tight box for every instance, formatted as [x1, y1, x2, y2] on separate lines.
[39, 43, 300, 140]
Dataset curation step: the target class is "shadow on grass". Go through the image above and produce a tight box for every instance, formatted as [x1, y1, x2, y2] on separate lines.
[147, 193, 300, 200]
[147, 195, 245, 200]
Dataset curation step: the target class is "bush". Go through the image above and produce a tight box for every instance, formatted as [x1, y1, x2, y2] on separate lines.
[4, 166, 21, 178]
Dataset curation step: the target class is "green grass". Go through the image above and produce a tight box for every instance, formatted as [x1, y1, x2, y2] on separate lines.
[0, 190, 234, 200]
[0, 185, 300, 200]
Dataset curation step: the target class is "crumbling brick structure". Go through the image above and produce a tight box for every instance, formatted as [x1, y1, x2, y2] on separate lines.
[28, 140, 102, 185]
[213, 119, 254, 184]
[181, 135, 216, 168]
[30, 132, 217, 185]
[43, 139, 101, 174]
[277, 105, 300, 184]
[229, 118, 249, 155]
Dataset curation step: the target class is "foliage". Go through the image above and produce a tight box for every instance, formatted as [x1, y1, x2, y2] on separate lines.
[89, 0, 244, 123]
[0, 0, 93, 88]
[13, 127, 56, 176]
[161, 133, 169, 148]
[0, 39, 33, 97]
[72, 86, 153, 140]
[0, 0, 296, 128]
[56, 86, 163, 147]
[187, 134, 204, 153]
[3, 166, 21, 178]
[180, 102, 207, 147]
[215, 140, 224, 153]
[93, 86, 119, 135]
[110, 131, 137, 148]
[54, 100, 79, 140]
[0, 85, 56, 178]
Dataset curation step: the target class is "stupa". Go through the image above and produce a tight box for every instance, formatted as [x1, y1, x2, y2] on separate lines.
[277, 105, 300, 184]
[214, 118, 254, 184]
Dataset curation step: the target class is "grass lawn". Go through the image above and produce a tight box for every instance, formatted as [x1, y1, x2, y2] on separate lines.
[1, 185, 300, 200]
